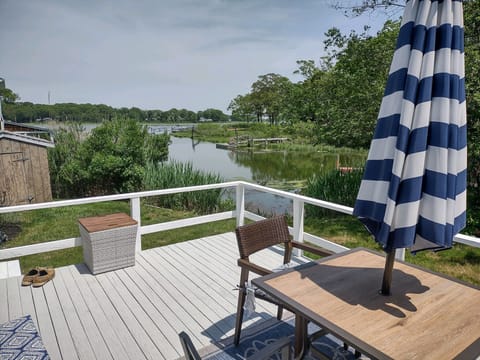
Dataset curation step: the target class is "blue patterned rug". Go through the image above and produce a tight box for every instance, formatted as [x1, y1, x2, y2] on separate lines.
[0, 315, 50, 360]
[196, 317, 361, 359]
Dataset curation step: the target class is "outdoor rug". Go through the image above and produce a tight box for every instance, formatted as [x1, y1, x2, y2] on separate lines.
[191, 317, 365, 359]
[0, 314, 50, 360]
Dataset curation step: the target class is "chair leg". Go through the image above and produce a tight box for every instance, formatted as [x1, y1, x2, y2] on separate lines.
[234, 287, 246, 346]
[276, 305, 284, 320]
[235, 269, 249, 346]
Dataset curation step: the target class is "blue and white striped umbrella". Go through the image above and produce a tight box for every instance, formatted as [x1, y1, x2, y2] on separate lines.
[353, 0, 466, 292]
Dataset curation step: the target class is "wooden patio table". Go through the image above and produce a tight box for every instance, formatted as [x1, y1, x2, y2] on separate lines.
[252, 247, 480, 360]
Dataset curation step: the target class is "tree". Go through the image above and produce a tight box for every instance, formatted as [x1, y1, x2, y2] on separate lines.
[285, 60, 328, 124]
[228, 94, 255, 122]
[332, 0, 404, 17]
[314, 21, 399, 148]
[0, 87, 19, 104]
[197, 108, 229, 122]
[250, 73, 293, 124]
[464, 0, 480, 232]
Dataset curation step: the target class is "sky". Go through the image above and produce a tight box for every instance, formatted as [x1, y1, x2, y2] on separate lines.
[0, 0, 392, 112]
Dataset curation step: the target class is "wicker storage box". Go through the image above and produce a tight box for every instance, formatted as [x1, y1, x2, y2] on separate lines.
[78, 213, 138, 274]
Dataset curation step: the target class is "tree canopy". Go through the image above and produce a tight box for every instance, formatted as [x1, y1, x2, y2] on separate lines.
[0, 87, 19, 104]
[2, 101, 229, 124]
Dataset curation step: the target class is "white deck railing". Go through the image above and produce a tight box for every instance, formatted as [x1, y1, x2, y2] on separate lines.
[1, 181, 479, 261]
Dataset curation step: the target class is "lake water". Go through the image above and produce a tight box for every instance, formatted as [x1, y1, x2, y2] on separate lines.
[168, 136, 365, 184]
[168, 137, 252, 181]
[166, 135, 365, 215]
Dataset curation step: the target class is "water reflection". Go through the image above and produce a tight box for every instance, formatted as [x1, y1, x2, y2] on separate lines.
[229, 150, 355, 185]
[168, 136, 365, 215]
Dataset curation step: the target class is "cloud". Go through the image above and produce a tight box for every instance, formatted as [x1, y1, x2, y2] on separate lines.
[0, 0, 390, 112]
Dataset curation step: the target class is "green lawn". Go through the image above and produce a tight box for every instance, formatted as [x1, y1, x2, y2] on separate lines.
[0, 201, 238, 272]
[2, 203, 479, 287]
[304, 215, 480, 287]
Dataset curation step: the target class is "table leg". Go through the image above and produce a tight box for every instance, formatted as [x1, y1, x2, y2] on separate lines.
[294, 314, 308, 359]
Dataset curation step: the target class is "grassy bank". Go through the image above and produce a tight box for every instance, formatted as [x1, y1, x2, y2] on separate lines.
[174, 122, 314, 145]
[1, 203, 479, 286]
[173, 123, 368, 163]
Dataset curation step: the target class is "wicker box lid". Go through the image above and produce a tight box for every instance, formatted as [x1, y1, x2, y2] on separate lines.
[78, 213, 137, 233]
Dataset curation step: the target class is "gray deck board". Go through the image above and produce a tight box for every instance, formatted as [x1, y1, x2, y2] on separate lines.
[0, 278, 8, 323]
[72, 266, 131, 360]
[135, 255, 209, 348]
[163, 244, 242, 312]
[81, 267, 147, 360]
[104, 269, 177, 359]
[114, 269, 181, 357]
[60, 266, 113, 360]
[94, 270, 162, 360]
[42, 278, 79, 360]
[151, 247, 235, 335]
[167, 240, 276, 318]
[52, 268, 97, 360]
[6, 277, 23, 320]
[18, 279, 38, 327]
[1, 232, 299, 359]
[31, 282, 63, 360]
[140, 250, 226, 342]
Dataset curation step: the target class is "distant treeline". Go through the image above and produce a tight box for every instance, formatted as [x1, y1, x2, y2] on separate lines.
[2, 102, 232, 123]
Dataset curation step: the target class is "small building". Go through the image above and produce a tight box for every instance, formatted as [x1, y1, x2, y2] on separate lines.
[0, 121, 54, 206]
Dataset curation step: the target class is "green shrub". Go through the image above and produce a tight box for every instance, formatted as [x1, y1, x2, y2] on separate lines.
[48, 119, 170, 198]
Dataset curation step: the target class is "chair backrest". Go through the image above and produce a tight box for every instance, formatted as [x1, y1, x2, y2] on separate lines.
[235, 215, 291, 259]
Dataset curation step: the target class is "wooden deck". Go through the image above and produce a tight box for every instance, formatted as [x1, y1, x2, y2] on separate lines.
[0, 232, 306, 359]
[0, 259, 21, 279]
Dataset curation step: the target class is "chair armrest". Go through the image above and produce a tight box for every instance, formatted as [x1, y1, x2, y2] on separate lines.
[237, 258, 272, 276]
[178, 331, 201, 360]
[248, 337, 291, 360]
[291, 241, 333, 257]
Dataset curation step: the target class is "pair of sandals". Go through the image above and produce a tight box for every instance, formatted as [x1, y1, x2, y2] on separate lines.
[22, 267, 55, 287]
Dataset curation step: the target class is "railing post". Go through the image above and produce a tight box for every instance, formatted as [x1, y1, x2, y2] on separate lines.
[236, 183, 245, 227]
[130, 197, 141, 252]
[293, 198, 304, 257]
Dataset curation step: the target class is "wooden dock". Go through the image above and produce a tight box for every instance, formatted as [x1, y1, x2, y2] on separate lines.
[217, 137, 289, 149]
[0, 232, 305, 359]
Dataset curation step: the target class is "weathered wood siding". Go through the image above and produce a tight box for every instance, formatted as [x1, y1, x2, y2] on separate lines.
[0, 138, 52, 206]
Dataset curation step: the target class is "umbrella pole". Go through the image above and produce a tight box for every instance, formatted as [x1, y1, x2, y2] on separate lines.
[381, 250, 395, 295]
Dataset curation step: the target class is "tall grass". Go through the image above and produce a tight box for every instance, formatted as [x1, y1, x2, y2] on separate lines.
[143, 161, 228, 214]
[303, 169, 364, 218]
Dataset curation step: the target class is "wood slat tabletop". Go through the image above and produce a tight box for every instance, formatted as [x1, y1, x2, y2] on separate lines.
[255, 248, 480, 360]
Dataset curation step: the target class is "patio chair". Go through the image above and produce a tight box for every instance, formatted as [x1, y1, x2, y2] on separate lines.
[178, 331, 291, 360]
[234, 215, 333, 346]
